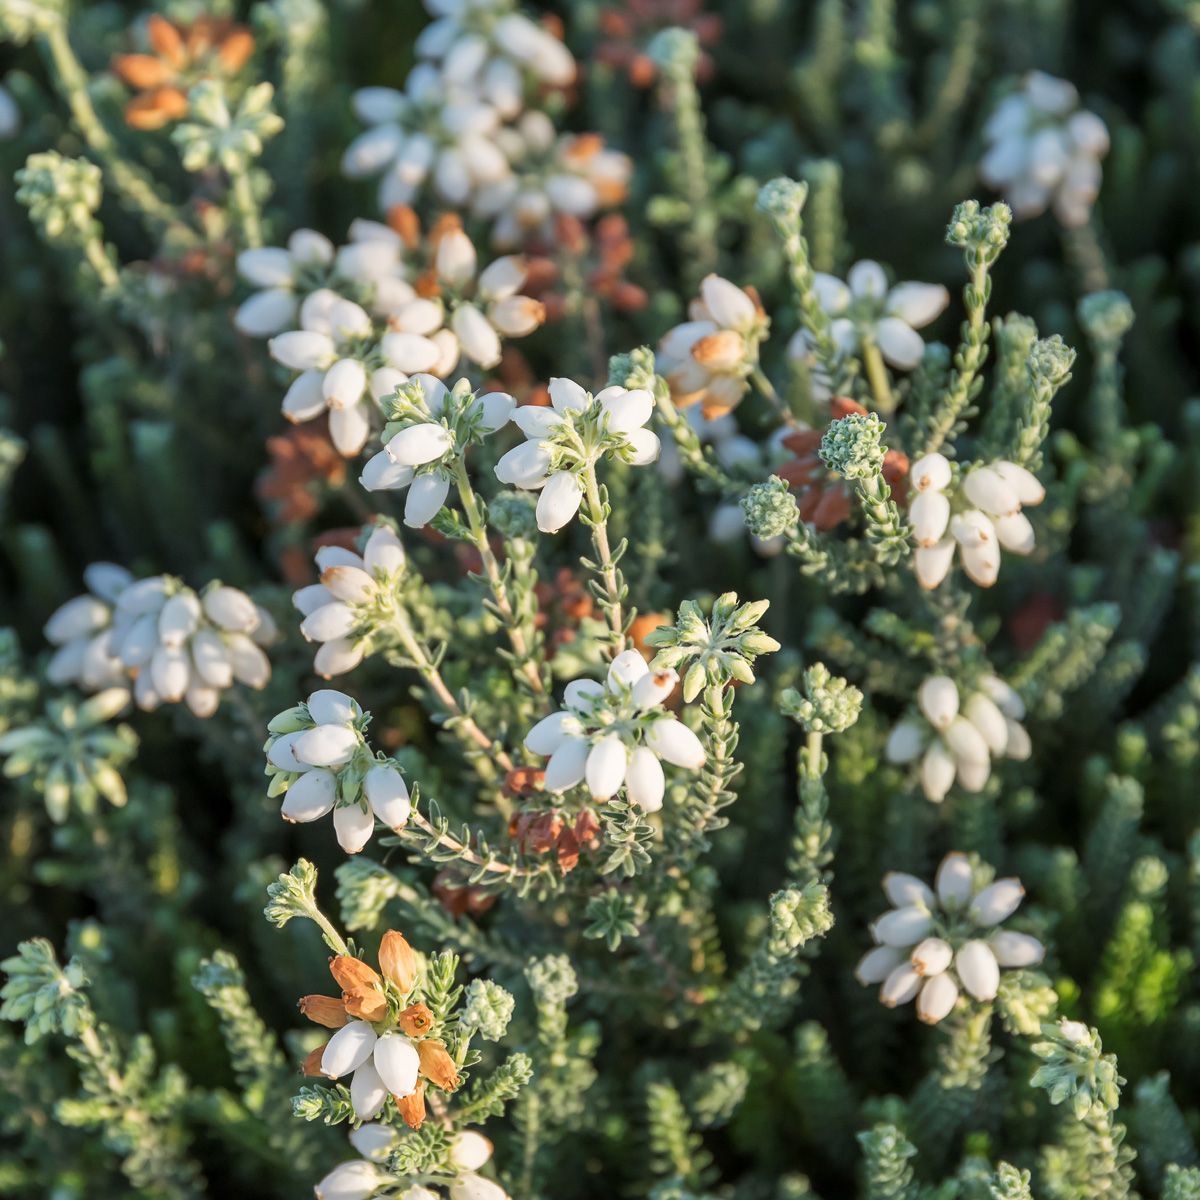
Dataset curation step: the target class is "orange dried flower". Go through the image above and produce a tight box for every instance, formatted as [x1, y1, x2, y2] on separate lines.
[416, 1039, 460, 1091]
[596, 0, 721, 87]
[301, 1043, 328, 1077]
[298, 995, 349, 1029]
[112, 13, 255, 131]
[397, 1002, 435, 1037]
[396, 1080, 427, 1129]
[378, 930, 418, 993]
[329, 956, 388, 1022]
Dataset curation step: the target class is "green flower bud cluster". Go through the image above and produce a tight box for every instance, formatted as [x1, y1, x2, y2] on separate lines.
[647, 593, 780, 701]
[173, 81, 283, 173]
[1031, 1019, 1125, 1120]
[16, 152, 103, 244]
[0, 689, 137, 822]
[780, 663, 863, 734]
[460, 978, 516, 1042]
[819, 412, 888, 480]
[741, 476, 799, 539]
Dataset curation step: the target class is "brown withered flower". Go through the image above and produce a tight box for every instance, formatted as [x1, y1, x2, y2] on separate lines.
[596, 0, 721, 87]
[534, 568, 595, 651]
[433, 871, 498, 918]
[112, 15, 255, 131]
[256, 423, 346, 527]
[775, 398, 909, 532]
[509, 808, 601, 875]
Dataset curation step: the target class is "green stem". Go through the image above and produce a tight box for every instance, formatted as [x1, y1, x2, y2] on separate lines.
[40, 23, 194, 243]
[390, 610, 513, 776]
[751, 365, 802, 428]
[861, 338, 895, 413]
[229, 168, 264, 248]
[452, 459, 546, 698]
[582, 464, 627, 654]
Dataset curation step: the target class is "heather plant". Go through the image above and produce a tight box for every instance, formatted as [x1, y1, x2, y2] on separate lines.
[2, 1, 1200, 1198]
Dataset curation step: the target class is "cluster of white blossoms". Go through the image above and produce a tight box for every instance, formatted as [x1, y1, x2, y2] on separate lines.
[494, 377, 661, 533]
[234, 225, 411, 338]
[474, 114, 632, 248]
[980, 70, 1110, 228]
[886, 674, 1031, 803]
[802, 259, 949, 374]
[857, 853, 1045, 1023]
[264, 689, 411, 854]
[657, 274, 768, 418]
[385, 218, 546, 371]
[263, 221, 543, 456]
[293, 524, 407, 678]
[320, 1128, 506, 1200]
[524, 649, 706, 811]
[44, 564, 273, 717]
[361, 374, 514, 525]
[908, 453, 1046, 589]
[342, 0, 577, 227]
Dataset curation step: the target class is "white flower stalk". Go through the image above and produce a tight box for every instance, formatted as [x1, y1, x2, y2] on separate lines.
[886, 673, 1030, 802]
[416, 0, 576, 109]
[523, 649, 704, 811]
[359, 374, 514, 527]
[236, 224, 416, 337]
[292, 524, 408, 678]
[494, 377, 660, 532]
[265, 688, 411, 854]
[384, 220, 546, 372]
[657, 274, 769, 418]
[43, 565, 273, 717]
[980, 70, 1109, 228]
[476, 118, 633, 248]
[807, 259, 949, 373]
[857, 852, 1044, 1022]
[908, 453, 1046, 589]
[343, 65, 511, 214]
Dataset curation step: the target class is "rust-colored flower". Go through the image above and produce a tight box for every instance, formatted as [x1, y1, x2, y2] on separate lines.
[257, 423, 347, 527]
[416, 1039, 459, 1091]
[113, 14, 254, 131]
[534, 568, 595, 651]
[298, 995, 349, 1029]
[629, 612, 670, 658]
[301, 1042, 328, 1077]
[504, 766, 547, 798]
[396, 1079, 427, 1129]
[397, 1002, 435, 1038]
[596, 0, 721, 87]
[378, 931, 418, 994]
[329, 955, 388, 1022]
[433, 871, 498, 918]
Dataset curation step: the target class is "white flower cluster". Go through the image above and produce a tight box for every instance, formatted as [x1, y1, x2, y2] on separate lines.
[980, 70, 1110, 228]
[293, 524, 407, 678]
[264, 689, 411, 854]
[857, 853, 1045, 1023]
[361, 374, 514, 525]
[316, 1128, 504, 1195]
[804, 260, 949, 372]
[657, 274, 768, 418]
[475, 115, 632, 248]
[886, 674, 1030, 803]
[494, 377, 660, 532]
[320, 1022, 423, 1132]
[44, 563, 272, 717]
[234, 225, 410, 338]
[524, 649, 706, 811]
[384, 219, 546, 371]
[261, 221, 542, 456]
[322, 1128, 506, 1200]
[342, 0, 578, 230]
[908, 453, 1045, 589]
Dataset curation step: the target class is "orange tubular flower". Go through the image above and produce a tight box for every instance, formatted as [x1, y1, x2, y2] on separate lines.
[378, 930, 418, 993]
[112, 14, 255, 131]
[298, 995, 349, 1029]
[329, 955, 388, 1022]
